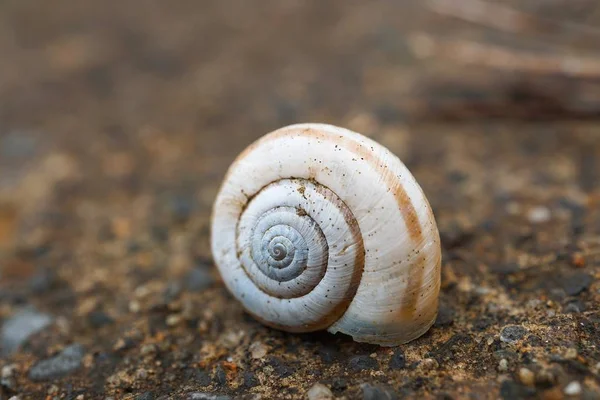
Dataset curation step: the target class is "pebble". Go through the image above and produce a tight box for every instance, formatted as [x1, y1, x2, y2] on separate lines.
[87, 311, 114, 328]
[140, 343, 157, 356]
[29, 344, 85, 381]
[214, 364, 227, 386]
[361, 383, 398, 400]
[166, 314, 183, 326]
[434, 304, 454, 327]
[564, 300, 585, 313]
[418, 358, 439, 372]
[28, 268, 57, 293]
[348, 355, 378, 371]
[331, 377, 347, 392]
[498, 359, 508, 372]
[564, 381, 582, 396]
[307, 383, 334, 400]
[527, 206, 551, 224]
[564, 348, 578, 360]
[168, 195, 193, 223]
[561, 272, 593, 296]
[187, 393, 231, 400]
[268, 357, 295, 378]
[184, 267, 215, 292]
[500, 325, 528, 344]
[518, 368, 535, 387]
[242, 371, 259, 388]
[249, 341, 268, 359]
[129, 300, 141, 313]
[1, 307, 53, 355]
[1, 364, 16, 378]
[1, 363, 17, 390]
[389, 349, 406, 370]
[163, 281, 182, 302]
[136, 392, 154, 400]
[136, 368, 149, 379]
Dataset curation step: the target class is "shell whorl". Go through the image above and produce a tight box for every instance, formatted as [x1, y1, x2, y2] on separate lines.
[211, 123, 441, 345]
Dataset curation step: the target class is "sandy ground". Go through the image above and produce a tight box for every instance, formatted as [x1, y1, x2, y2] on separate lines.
[0, 1, 599, 399]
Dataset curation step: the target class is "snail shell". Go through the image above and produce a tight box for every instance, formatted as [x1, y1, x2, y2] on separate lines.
[211, 123, 441, 346]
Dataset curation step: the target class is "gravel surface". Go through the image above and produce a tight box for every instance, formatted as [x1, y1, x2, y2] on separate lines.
[0, 1, 599, 399]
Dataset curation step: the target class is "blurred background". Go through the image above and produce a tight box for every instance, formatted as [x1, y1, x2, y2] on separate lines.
[0, 1, 599, 398]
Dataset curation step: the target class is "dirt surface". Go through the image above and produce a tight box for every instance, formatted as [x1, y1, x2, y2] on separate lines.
[1, 1, 599, 399]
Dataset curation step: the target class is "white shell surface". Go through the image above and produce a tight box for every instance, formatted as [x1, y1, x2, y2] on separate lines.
[211, 123, 441, 345]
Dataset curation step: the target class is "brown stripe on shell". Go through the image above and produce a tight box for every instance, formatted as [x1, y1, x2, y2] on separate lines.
[308, 180, 365, 331]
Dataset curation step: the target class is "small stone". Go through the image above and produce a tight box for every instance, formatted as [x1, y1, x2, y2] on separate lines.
[361, 383, 398, 400]
[536, 369, 556, 387]
[1, 364, 17, 389]
[434, 304, 454, 327]
[242, 371, 259, 388]
[136, 368, 148, 379]
[48, 384, 59, 394]
[184, 267, 215, 292]
[519, 368, 535, 386]
[140, 344, 157, 356]
[561, 272, 593, 296]
[419, 358, 439, 372]
[1, 307, 53, 355]
[565, 300, 585, 313]
[191, 369, 212, 386]
[187, 393, 231, 400]
[307, 383, 334, 400]
[348, 355, 378, 371]
[163, 281, 182, 302]
[500, 325, 528, 343]
[8, 396, 21, 400]
[249, 341, 268, 359]
[331, 377, 347, 392]
[317, 345, 340, 364]
[498, 359, 508, 372]
[527, 206, 551, 224]
[76, 395, 84, 400]
[136, 392, 154, 400]
[87, 311, 114, 328]
[1, 364, 16, 378]
[268, 357, 295, 378]
[166, 314, 182, 326]
[129, 300, 141, 313]
[565, 348, 578, 359]
[113, 337, 135, 351]
[214, 364, 227, 386]
[29, 344, 85, 381]
[389, 349, 406, 370]
[28, 268, 57, 293]
[168, 195, 193, 223]
[564, 381, 581, 396]
[220, 330, 244, 348]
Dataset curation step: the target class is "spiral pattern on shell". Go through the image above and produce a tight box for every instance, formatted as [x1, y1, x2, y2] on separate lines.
[211, 123, 441, 345]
